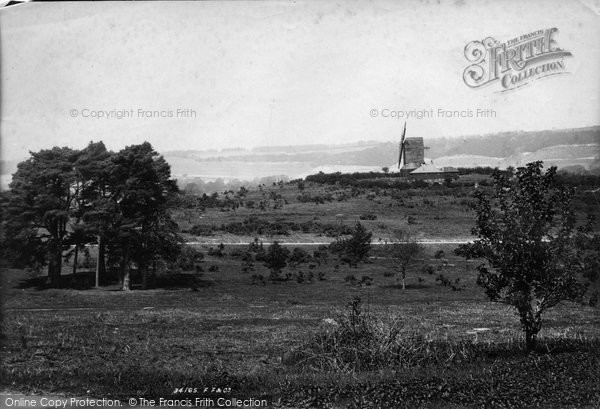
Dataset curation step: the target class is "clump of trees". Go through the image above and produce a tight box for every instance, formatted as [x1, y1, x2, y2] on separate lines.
[1, 141, 182, 290]
[456, 161, 599, 351]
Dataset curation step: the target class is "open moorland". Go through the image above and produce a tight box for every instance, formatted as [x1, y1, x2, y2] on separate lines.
[2, 172, 600, 408]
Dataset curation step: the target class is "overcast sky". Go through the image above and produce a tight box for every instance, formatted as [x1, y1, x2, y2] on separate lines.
[1, 0, 599, 160]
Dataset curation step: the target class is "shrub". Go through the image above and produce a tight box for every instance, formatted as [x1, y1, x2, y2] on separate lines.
[189, 224, 214, 236]
[330, 222, 372, 268]
[361, 275, 373, 286]
[170, 246, 204, 272]
[240, 259, 255, 274]
[264, 241, 290, 281]
[423, 264, 436, 275]
[289, 247, 311, 266]
[293, 297, 403, 371]
[207, 247, 223, 257]
[435, 274, 451, 286]
[251, 274, 265, 285]
[313, 246, 329, 265]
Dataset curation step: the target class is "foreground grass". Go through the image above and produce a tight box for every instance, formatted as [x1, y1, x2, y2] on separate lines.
[2, 245, 599, 408]
[2, 300, 599, 408]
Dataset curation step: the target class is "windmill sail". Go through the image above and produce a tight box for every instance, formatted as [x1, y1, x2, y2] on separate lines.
[398, 122, 406, 169]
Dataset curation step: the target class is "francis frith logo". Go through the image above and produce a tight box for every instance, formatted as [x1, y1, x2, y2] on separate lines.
[463, 28, 572, 91]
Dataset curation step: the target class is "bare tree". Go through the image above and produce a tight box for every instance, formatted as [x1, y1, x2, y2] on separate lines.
[386, 232, 423, 290]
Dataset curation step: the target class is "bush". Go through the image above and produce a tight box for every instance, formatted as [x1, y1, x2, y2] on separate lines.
[207, 247, 224, 257]
[170, 246, 204, 272]
[313, 245, 329, 265]
[361, 275, 373, 286]
[289, 247, 311, 266]
[251, 274, 265, 285]
[189, 224, 214, 236]
[264, 241, 290, 281]
[293, 297, 403, 371]
[435, 274, 451, 286]
[423, 264, 436, 275]
[330, 222, 372, 268]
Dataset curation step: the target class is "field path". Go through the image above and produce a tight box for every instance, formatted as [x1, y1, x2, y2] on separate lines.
[186, 239, 473, 245]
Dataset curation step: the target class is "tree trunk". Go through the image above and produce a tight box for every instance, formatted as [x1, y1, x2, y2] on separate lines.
[72, 245, 79, 276]
[141, 262, 148, 290]
[521, 303, 542, 352]
[401, 268, 406, 290]
[95, 235, 106, 288]
[121, 245, 131, 291]
[48, 240, 62, 287]
[97, 236, 106, 283]
[122, 264, 131, 291]
[525, 329, 538, 352]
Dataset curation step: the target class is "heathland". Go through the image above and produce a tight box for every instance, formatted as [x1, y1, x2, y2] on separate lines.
[2, 169, 600, 408]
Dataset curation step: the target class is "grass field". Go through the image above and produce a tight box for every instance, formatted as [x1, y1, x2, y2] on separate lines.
[2, 179, 600, 408]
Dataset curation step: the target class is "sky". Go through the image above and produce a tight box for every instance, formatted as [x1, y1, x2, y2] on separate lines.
[1, 0, 599, 161]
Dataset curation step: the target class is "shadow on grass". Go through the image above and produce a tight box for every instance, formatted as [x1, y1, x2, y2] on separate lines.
[152, 273, 213, 290]
[15, 270, 211, 291]
[15, 270, 98, 290]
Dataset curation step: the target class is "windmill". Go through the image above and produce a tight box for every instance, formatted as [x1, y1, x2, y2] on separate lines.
[397, 123, 428, 174]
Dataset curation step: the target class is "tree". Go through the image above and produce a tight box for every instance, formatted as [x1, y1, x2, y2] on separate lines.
[108, 142, 180, 290]
[386, 233, 423, 290]
[263, 241, 290, 281]
[330, 222, 372, 268]
[382, 166, 389, 174]
[6, 147, 81, 286]
[455, 161, 595, 351]
[74, 141, 114, 286]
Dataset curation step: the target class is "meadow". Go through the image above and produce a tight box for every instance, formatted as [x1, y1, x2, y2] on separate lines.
[2, 176, 600, 408]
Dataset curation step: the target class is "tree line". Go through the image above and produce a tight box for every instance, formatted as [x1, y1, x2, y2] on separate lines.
[0, 141, 182, 289]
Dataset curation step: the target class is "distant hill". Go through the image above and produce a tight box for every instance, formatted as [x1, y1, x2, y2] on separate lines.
[2, 127, 598, 190]
[163, 126, 600, 181]
[427, 126, 599, 157]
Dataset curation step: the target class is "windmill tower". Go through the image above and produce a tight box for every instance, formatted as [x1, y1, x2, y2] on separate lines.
[398, 123, 428, 175]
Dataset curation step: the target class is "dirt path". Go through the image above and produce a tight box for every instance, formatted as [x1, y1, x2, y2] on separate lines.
[186, 239, 473, 245]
